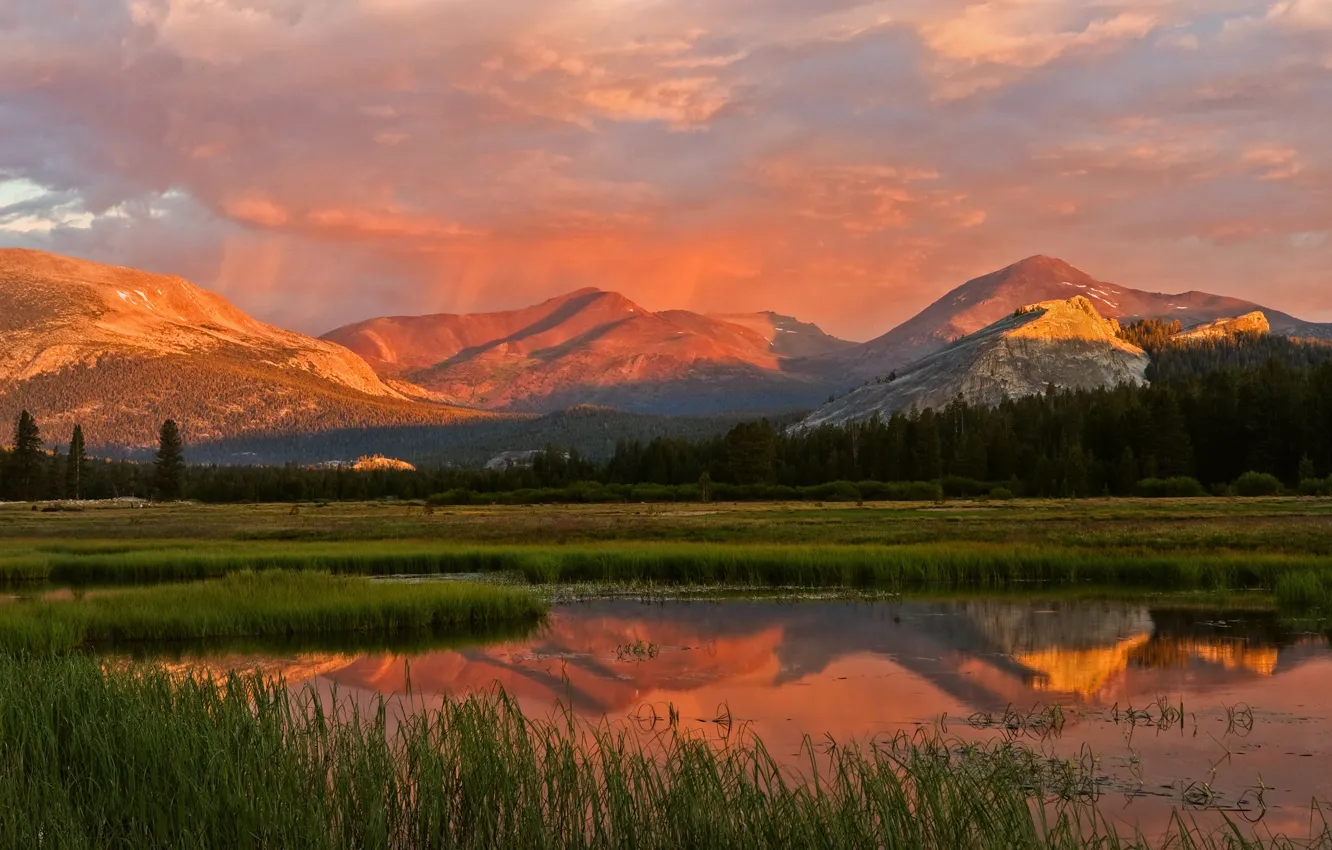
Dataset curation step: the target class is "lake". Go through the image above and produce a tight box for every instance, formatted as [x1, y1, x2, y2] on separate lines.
[139, 595, 1332, 839]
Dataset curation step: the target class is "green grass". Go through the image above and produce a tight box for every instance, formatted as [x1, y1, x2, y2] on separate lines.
[3, 498, 1332, 615]
[3, 537, 1330, 598]
[0, 653, 1318, 849]
[0, 571, 548, 653]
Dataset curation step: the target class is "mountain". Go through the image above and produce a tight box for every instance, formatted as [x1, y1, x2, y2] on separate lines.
[322, 290, 842, 415]
[797, 296, 1148, 429]
[0, 249, 485, 447]
[830, 255, 1332, 382]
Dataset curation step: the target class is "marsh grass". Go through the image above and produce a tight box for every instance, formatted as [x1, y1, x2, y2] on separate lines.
[1, 538, 1330, 591]
[0, 654, 1320, 849]
[6, 538, 1332, 619]
[0, 571, 547, 653]
[1274, 571, 1327, 612]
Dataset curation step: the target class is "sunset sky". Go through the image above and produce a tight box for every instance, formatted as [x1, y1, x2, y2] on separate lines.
[2, 0, 1330, 340]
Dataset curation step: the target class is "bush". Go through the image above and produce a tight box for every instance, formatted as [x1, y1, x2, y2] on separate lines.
[900, 481, 945, 502]
[1135, 477, 1206, 498]
[1233, 472, 1284, 497]
[1298, 477, 1332, 497]
[989, 487, 1014, 501]
[939, 476, 990, 498]
[800, 481, 862, 502]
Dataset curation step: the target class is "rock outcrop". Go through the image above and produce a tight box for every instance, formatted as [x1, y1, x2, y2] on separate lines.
[1177, 311, 1271, 342]
[797, 296, 1149, 429]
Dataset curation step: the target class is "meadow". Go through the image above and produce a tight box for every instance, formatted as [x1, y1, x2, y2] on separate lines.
[2, 498, 1331, 609]
[0, 653, 1322, 849]
[4, 498, 1332, 846]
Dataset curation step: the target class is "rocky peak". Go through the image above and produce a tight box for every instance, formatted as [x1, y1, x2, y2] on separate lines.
[1177, 311, 1271, 342]
[797, 296, 1149, 430]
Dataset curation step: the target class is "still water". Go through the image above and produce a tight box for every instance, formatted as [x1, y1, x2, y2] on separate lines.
[157, 598, 1332, 838]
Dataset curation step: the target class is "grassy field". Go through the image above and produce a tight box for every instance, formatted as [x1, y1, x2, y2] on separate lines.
[0, 653, 1316, 849]
[2, 499, 1331, 606]
[0, 571, 547, 653]
[4, 497, 1332, 552]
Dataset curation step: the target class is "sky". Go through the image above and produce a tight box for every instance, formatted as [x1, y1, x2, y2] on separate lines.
[1, 0, 1330, 341]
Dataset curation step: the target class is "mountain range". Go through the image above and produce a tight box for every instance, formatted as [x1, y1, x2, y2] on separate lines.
[1, 248, 1328, 451]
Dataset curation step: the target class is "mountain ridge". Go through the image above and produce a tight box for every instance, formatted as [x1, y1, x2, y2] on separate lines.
[322, 290, 846, 414]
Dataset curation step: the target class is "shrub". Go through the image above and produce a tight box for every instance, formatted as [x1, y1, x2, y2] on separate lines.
[903, 481, 945, 502]
[800, 481, 862, 502]
[989, 487, 1014, 501]
[1233, 472, 1284, 497]
[939, 476, 989, 498]
[1298, 477, 1332, 497]
[1136, 477, 1206, 498]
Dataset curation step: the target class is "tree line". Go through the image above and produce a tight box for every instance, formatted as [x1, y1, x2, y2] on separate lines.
[0, 413, 185, 502]
[3, 332, 1332, 503]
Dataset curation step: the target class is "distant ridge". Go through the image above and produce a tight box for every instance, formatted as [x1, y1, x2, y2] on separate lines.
[322, 290, 849, 414]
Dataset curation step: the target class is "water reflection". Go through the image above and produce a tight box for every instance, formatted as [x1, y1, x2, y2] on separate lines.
[155, 598, 1332, 835]
[152, 599, 1324, 709]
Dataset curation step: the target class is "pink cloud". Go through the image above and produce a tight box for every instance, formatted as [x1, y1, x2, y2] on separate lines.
[0, 0, 1329, 338]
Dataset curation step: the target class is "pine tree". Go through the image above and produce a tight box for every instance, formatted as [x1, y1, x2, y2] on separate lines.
[697, 471, 713, 503]
[1299, 454, 1317, 483]
[6, 411, 43, 501]
[65, 424, 90, 500]
[154, 419, 186, 501]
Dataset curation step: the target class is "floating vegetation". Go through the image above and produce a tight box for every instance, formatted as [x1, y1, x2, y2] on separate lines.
[614, 639, 659, 662]
[967, 704, 1067, 740]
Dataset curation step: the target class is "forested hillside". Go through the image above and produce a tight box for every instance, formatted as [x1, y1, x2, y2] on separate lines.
[5, 329, 1332, 502]
[1117, 319, 1332, 382]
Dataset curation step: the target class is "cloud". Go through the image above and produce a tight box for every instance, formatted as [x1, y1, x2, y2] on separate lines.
[1, 0, 1330, 338]
[923, 4, 1161, 68]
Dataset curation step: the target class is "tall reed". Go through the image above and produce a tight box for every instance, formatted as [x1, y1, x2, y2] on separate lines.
[0, 654, 1310, 849]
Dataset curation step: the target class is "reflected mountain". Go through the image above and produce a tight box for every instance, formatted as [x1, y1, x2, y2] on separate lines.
[159, 599, 1328, 719]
